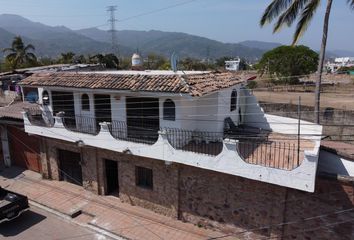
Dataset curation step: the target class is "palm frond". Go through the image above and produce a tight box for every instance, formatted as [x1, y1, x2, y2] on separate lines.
[2, 47, 15, 53]
[25, 52, 37, 62]
[273, 0, 309, 32]
[348, 0, 354, 9]
[260, 0, 293, 26]
[292, 0, 321, 45]
[24, 44, 35, 51]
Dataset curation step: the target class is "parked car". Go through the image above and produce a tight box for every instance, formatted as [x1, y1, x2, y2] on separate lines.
[0, 187, 29, 223]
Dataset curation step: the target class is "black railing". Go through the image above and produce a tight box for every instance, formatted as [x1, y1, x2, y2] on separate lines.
[62, 115, 99, 135]
[109, 120, 159, 145]
[164, 128, 223, 156]
[25, 108, 55, 127]
[237, 141, 301, 171]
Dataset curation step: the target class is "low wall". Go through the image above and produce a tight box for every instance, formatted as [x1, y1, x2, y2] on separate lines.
[260, 102, 354, 142]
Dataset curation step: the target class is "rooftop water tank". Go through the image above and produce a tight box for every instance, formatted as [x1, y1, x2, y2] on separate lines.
[132, 53, 143, 70]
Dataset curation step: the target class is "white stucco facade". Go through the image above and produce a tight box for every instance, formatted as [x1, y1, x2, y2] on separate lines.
[23, 85, 323, 192]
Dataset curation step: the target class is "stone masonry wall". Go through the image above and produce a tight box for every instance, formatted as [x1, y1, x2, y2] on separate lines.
[260, 102, 354, 142]
[96, 149, 179, 218]
[39, 138, 99, 194]
[39, 137, 354, 239]
[178, 164, 354, 239]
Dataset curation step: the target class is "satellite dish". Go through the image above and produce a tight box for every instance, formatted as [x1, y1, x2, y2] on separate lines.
[170, 52, 179, 72]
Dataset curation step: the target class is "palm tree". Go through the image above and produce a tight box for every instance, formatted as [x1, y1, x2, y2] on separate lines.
[260, 0, 354, 124]
[2, 36, 37, 70]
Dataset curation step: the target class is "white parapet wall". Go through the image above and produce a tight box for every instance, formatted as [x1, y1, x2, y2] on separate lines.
[23, 112, 321, 192]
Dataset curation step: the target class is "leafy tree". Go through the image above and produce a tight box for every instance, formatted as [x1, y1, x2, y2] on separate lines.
[60, 52, 75, 64]
[103, 54, 119, 69]
[258, 45, 318, 85]
[144, 53, 168, 70]
[2, 36, 37, 70]
[260, 0, 354, 123]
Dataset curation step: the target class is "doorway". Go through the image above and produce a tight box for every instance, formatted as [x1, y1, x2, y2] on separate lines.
[58, 149, 82, 186]
[105, 159, 119, 195]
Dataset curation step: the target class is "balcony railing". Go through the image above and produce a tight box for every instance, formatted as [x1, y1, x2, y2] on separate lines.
[109, 120, 159, 145]
[164, 128, 224, 156]
[237, 140, 301, 171]
[25, 112, 305, 170]
[62, 115, 100, 135]
[25, 108, 55, 127]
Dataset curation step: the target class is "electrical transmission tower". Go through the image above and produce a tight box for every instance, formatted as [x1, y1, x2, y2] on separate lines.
[107, 6, 119, 57]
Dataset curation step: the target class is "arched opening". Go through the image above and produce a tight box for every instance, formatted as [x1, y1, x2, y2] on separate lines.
[230, 89, 237, 112]
[163, 99, 176, 121]
[81, 94, 90, 111]
[42, 90, 49, 105]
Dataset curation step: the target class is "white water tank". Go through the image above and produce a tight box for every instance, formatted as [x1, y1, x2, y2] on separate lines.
[132, 53, 143, 68]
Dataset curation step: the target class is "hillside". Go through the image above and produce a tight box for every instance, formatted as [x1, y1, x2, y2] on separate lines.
[0, 14, 132, 58]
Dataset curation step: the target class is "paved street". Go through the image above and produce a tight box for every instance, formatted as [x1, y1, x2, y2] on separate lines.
[0, 205, 109, 240]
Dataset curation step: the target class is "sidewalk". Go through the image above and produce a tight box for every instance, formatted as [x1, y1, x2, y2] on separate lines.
[0, 167, 233, 240]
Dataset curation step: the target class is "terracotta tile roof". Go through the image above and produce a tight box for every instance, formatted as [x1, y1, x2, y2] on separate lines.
[0, 101, 40, 120]
[19, 71, 246, 97]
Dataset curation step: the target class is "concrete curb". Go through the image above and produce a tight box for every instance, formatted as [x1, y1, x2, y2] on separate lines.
[29, 200, 127, 240]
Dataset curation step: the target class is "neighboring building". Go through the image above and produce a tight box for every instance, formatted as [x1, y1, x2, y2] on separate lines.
[326, 57, 354, 73]
[18, 70, 325, 236]
[225, 58, 241, 71]
[0, 101, 41, 172]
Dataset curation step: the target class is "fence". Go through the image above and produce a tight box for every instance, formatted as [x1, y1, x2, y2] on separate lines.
[164, 128, 224, 156]
[62, 115, 99, 135]
[237, 141, 300, 171]
[109, 120, 159, 145]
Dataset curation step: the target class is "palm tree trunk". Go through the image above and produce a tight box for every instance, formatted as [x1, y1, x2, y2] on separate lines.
[315, 0, 333, 124]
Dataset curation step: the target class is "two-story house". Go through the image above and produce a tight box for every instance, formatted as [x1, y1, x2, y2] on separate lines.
[19, 70, 322, 232]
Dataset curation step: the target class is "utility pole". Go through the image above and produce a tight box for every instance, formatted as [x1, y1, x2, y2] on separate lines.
[107, 6, 119, 58]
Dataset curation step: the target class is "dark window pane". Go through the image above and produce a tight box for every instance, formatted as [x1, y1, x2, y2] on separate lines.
[163, 99, 175, 121]
[135, 166, 153, 189]
[82, 94, 90, 111]
[230, 90, 237, 112]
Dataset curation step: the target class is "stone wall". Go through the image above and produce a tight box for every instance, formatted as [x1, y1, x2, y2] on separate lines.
[260, 102, 354, 142]
[39, 137, 354, 239]
[178, 164, 354, 239]
[96, 149, 179, 218]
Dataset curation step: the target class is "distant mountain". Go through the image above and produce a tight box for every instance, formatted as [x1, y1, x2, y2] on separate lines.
[0, 14, 132, 58]
[238, 40, 282, 50]
[330, 50, 354, 57]
[0, 14, 292, 61]
[0, 27, 16, 55]
[77, 28, 269, 59]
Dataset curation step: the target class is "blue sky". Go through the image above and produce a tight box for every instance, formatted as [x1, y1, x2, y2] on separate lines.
[0, 0, 353, 51]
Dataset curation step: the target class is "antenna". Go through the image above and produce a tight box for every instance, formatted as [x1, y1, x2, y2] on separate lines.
[170, 52, 179, 72]
[107, 6, 119, 57]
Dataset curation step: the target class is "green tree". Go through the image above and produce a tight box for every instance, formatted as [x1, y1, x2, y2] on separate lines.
[104, 54, 119, 69]
[2, 36, 37, 70]
[260, 0, 354, 123]
[258, 45, 318, 85]
[60, 52, 75, 64]
[144, 53, 168, 70]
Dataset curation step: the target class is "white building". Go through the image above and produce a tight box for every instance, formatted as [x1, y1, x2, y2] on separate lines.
[225, 58, 241, 71]
[20, 70, 322, 193]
